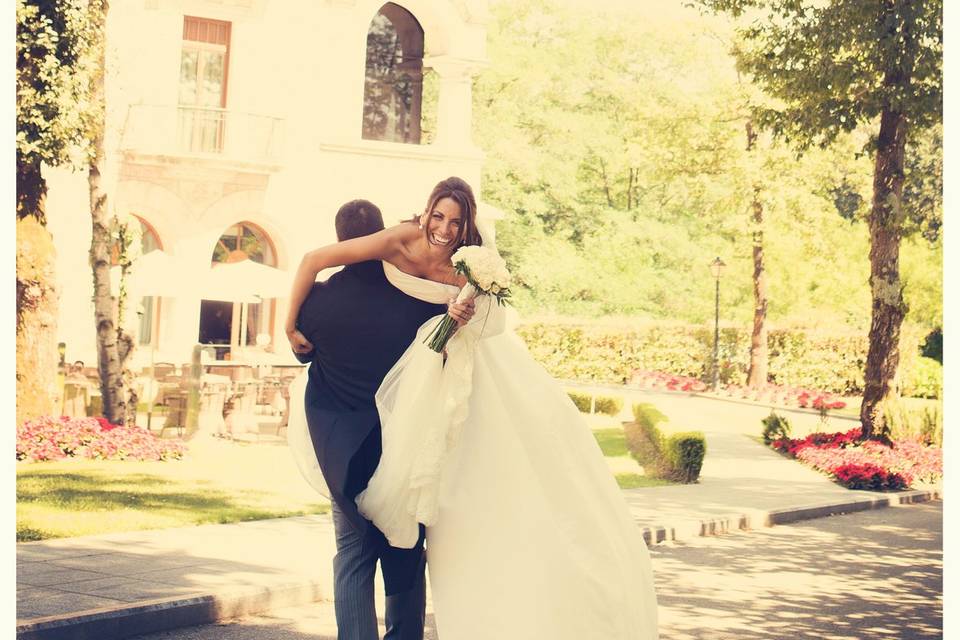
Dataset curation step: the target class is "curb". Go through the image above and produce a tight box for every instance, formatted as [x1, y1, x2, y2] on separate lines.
[16, 579, 327, 640]
[636, 487, 941, 545]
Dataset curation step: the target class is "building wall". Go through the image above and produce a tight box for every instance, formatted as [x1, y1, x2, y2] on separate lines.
[44, 0, 490, 367]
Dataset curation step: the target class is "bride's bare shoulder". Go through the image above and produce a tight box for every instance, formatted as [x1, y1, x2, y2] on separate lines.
[384, 221, 421, 252]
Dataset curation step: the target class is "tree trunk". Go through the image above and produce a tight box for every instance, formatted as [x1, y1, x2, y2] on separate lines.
[16, 206, 60, 425]
[745, 121, 768, 387]
[860, 0, 917, 442]
[860, 106, 908, 441]
[599, 158, 614, 208]
[88, 0, 127, 425]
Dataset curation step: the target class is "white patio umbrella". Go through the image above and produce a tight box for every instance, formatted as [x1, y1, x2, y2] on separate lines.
[200, 259, 291, 299]
[192, 259, 291, 364]
[123, 250, 186, 298]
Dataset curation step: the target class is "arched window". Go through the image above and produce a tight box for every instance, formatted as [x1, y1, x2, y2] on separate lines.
[134, 217, 163, 347]
[109, 216, 163, 347]
[199, 222, 277, 358]
[362, 3, 425, 144]
[211, 222, 275, 265]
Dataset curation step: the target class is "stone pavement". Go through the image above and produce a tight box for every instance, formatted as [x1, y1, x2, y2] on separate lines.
[114, 500, 946, 640]
[15, 390, 942, 640]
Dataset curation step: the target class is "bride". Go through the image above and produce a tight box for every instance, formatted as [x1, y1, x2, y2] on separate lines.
[287, 177, 658, 639]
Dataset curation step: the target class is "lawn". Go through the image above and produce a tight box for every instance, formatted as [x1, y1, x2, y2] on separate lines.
[591, 426, 674, 489]
[18, 422, 669, 542]
[16, 437, 329, 542]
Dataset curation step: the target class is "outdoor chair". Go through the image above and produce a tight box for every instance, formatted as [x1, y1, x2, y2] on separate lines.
[159, 392, 187, 438]
[224, 380, 260, 439]
[198, 380, 230, 436]
[276, 385, 291, 436]
[61, 379, 91, 418]
[151, 362, 177, 381]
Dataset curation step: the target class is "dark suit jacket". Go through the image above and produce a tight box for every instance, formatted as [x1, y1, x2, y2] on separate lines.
[294, 259, 446, 534]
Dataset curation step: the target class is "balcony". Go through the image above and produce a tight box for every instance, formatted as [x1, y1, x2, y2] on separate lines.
[119, 105, 285, 170]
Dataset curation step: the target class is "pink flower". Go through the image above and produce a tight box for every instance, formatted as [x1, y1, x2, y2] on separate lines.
[16, 416, 186, 463]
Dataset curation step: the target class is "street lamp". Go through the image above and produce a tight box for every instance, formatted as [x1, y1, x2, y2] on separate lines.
[709, 257, 726, 392]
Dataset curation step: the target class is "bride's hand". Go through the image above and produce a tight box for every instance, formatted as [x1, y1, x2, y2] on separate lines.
[447, 298, 476, 327]
[287, 328, 314, 354]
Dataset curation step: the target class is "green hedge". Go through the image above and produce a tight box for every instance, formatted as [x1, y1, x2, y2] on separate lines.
[882, 398, 943, 447]
[517, 321, 934, 397]
[900, 357, 942, 399]
[566, 391, 624, 416]
[663, 433, 706, 483]
[623, 402, 705, 483]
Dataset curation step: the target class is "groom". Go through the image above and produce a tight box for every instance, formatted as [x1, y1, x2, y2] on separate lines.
[288, 199, 472, 640]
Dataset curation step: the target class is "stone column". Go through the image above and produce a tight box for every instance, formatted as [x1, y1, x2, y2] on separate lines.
[427, 56, 482, 150]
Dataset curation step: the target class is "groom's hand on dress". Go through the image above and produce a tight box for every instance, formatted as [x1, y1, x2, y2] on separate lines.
[447, 298, 475, 327]
[286, 328, 314, 354]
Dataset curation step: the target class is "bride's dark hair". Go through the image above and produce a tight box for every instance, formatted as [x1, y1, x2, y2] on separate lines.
[413, 177, 482, 248]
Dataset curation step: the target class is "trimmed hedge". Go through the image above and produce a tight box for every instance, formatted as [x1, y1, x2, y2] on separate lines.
[517, 321, 935, 398]
[566, 391, 624, 416]
[623, 402, 705, 483]
[663, 433, 707, 483]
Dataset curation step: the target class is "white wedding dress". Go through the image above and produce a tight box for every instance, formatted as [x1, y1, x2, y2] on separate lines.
[351, 256, 659, 638]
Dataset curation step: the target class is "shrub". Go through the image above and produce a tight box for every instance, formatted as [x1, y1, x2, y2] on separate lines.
[632, 402, 669, 426]
[900, 357, 942, 399]
[17, 416, 186, 462]
[516, 321, 930, 396]
[567, 391, 592, 413]
[663, 432, 706, 483]
[921, 327, 942, 363]
[594, 395, 624, 415]
[624, 403, 668, 470]
[761, 411, 792, 444]
[566, 391, 624, 415]
[882, 398, 943, 447]
[624, 403, 705, 483]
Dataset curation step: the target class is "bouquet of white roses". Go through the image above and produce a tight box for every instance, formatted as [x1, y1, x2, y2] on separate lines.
[425, 245, 512, 353]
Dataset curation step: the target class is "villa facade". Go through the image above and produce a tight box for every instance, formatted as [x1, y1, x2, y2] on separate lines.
[44, 0, 492, 367]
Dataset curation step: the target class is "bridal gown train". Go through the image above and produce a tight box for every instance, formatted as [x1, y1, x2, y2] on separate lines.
[352, 260, 659, 640]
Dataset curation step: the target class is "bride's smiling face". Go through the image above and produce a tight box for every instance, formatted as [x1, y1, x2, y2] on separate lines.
[421, 197, 463, 253]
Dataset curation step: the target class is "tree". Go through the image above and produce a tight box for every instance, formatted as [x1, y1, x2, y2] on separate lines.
[696, 0, 942, 439]
[16, 0, 100, 424]
[85, 0, 135, 425]
[744, 119, 768, 387]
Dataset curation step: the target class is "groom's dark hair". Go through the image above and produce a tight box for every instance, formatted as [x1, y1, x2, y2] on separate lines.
[335, 199, 385, 241]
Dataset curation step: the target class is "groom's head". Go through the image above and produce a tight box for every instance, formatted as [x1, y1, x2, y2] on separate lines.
[335, 199, 384, 241]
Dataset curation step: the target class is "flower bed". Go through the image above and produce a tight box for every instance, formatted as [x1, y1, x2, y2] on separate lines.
[631, 370, 708, 392]
[719, 383, 846, 410]
[631, 369, 846, 411]
[17, 416, 186, 462]
[771, 427, 942, 490]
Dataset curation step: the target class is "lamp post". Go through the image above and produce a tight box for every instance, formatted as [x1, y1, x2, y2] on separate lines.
[709, 257, 726, 392]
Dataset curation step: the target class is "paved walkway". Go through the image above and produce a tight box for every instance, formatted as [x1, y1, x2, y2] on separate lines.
[16, 390, 941, 640]
[108, 501, 947, 640]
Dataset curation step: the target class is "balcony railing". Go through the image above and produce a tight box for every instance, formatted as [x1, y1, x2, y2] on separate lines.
[120, 105, 284, 165]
